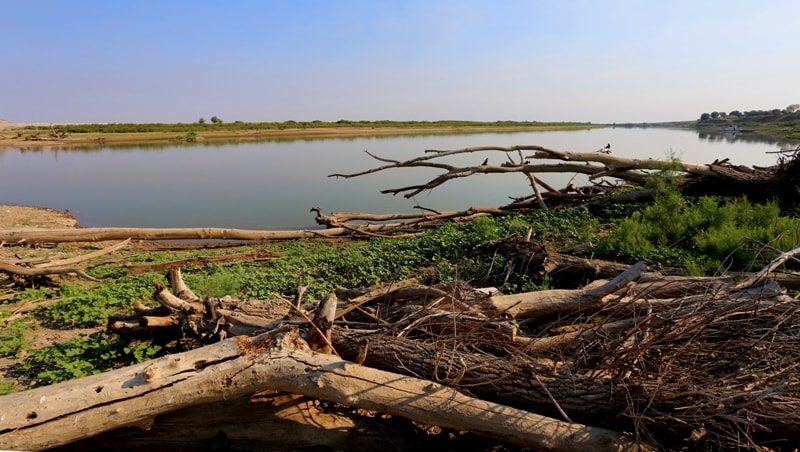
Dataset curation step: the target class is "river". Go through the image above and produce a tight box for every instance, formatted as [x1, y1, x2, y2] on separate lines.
[0, 127, 796, 230]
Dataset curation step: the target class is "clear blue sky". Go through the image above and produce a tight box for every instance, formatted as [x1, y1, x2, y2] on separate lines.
[2, 0, 797, 124]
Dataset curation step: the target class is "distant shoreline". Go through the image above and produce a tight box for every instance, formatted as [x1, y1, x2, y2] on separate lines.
[0, 121, 606, 149]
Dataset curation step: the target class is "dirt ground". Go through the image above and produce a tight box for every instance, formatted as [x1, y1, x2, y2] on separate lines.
[0, 204, 78, 258]
[0, 205, 102, 387]
[0, 204, 78, 228]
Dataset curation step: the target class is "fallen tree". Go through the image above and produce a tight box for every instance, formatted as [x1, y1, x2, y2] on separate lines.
[0, 326, 640, 452]
[330, 144, 800, 210]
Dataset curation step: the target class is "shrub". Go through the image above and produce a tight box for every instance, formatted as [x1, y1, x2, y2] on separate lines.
[596, 192, 800, 272]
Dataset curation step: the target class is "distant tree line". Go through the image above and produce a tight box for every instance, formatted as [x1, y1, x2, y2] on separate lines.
[35, 120, 597, 134]
[699, 104, 800, 121]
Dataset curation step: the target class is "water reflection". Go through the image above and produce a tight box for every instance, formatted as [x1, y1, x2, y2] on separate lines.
[1, 127, 798, 229]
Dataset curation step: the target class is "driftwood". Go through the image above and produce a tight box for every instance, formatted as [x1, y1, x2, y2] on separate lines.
[124, 248, 279, 275]
[0, 238, 129, 282]
[0, 327, 640, 452]
[329, 145, 800, 210]
[0, 206, 503, 245]
[0, 225, 398, 244]
[50, 393, 458, 452]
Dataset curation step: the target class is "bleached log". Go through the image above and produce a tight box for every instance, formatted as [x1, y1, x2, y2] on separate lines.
[153, 280, 204, 314]
[0, 328, 643, 452]
[479, 287, 613, 320]
[168, 267, 200, 302]
[306, 293, 338, 354]
[0, 224, 409, 244]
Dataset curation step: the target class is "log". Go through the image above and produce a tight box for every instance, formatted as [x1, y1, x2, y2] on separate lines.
[0, 238, 129, 279]
[0, 327, 642, 452]
[124, 248, 278, 275]
[0, 224, 409, 244]
[50, 392, 454, 452]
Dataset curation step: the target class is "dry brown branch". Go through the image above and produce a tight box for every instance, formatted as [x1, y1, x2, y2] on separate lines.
[125, 248, 277, 275]
[0, 238, 129, 280]
[730, 243, 800, 291]
[328, 144, 798, 212]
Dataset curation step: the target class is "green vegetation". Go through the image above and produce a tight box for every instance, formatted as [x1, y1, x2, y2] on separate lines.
[36, 276, 162, 328]
[0, 319, 33, 358]
[594, 190, 800, 273]
[4, 185, 800, 390]
[21, 332, 161, 387]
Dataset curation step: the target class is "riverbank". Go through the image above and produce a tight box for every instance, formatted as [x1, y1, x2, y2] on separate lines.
[0, 120, 605, 149]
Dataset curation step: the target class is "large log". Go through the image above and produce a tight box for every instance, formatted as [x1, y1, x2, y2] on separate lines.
[0, 226, 391, 244]
[0, 327, 641, 452]
[51, 392, 446, 452]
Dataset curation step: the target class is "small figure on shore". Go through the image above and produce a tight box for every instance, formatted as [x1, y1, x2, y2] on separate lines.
[482, 158, 489, 166]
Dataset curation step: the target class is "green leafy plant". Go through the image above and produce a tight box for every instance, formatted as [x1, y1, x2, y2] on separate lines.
[0, 380, 17, 396]
[37, 275, 165, 327]
[21, 331, 162, 387]
[0, 319, 33, 357]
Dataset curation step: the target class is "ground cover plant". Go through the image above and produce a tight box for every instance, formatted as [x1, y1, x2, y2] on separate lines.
[7, 190, 799, 389]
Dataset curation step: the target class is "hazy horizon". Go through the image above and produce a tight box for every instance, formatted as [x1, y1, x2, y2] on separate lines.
[2, 1, 798, 125]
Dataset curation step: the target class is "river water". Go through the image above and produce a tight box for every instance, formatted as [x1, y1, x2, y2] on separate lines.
[1, 127, 796, 230]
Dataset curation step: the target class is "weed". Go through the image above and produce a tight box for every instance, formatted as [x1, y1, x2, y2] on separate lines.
[0, 319, 33, 357]
[0, 380, 17, 396]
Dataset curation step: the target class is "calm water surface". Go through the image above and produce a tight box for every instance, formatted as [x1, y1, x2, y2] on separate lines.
[1, 128, 796, 229]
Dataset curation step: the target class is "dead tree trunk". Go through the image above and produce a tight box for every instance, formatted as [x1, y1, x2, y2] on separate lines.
[0, 328, 641, 452]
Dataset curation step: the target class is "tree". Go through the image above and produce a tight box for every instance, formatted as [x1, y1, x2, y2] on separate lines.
[728, 110, 742, 118]
[787, 104, 800, 113]
[710, 111, 720, 119]
[210, 116, 223, 124]
[700, 113, 710, 121]
[198, 118, 206, 124]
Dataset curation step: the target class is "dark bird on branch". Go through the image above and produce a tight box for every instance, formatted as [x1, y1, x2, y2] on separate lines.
[482, 158, 489, 166]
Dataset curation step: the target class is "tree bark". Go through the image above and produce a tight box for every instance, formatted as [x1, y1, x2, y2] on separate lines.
[0, 328, 642, 452]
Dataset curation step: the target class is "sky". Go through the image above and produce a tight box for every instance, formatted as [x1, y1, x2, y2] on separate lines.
[1, 0, 798, 124]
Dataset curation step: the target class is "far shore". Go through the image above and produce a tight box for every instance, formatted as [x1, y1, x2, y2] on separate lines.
[0, 121, 606, 149]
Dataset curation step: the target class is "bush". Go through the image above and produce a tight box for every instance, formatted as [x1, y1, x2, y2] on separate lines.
[595, 191, 800, 272]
